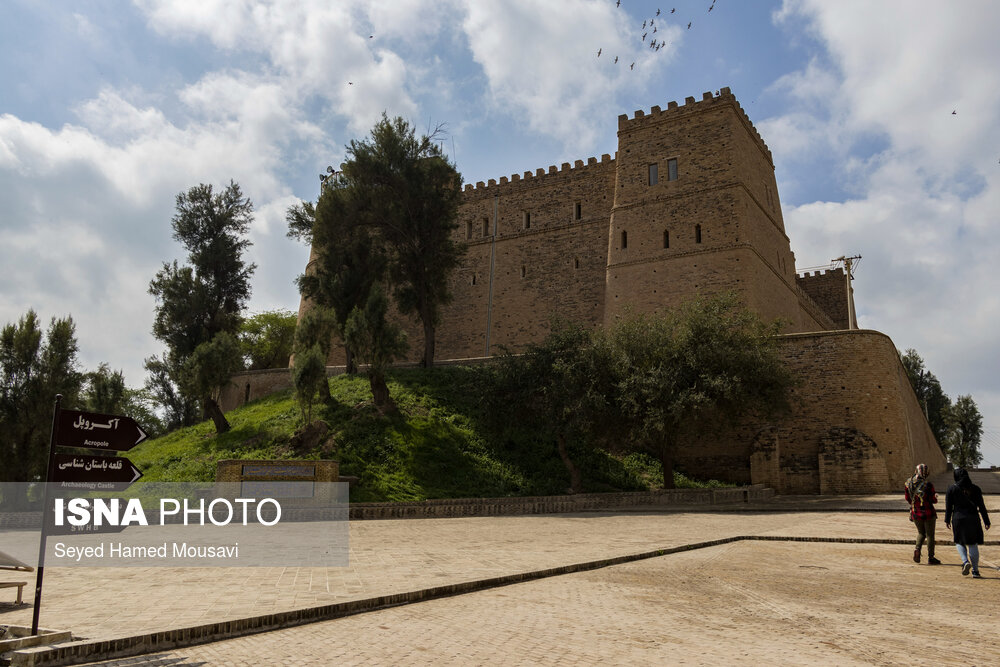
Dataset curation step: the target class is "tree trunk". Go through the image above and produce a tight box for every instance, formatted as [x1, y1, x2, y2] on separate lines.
[204, 396, 231, 434]
[556, 433, 583, 494]
[345, 346, 358, 375]
[658, 446, 675, 489]
[421, 316, 435, 369]
[369, 372, 398, 415]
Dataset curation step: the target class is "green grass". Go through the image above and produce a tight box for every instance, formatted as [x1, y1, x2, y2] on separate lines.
[127, 366, 730, 502]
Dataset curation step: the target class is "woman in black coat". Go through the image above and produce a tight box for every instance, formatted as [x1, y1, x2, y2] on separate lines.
[944, 467, 991, 578]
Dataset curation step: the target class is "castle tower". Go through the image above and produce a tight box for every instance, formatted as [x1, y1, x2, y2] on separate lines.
[603, 88, 817, 331]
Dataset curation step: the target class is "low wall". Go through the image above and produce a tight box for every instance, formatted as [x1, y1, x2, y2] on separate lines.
[348, 486, 773, 520]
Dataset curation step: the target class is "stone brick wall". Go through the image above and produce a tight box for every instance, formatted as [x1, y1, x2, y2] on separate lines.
[273, 87, 946, 495]
[796, 268, 852, 330]
[681, 329, 947, 494]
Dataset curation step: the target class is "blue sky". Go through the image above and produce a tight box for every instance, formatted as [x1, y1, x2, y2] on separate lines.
[2, 0, 999, 465]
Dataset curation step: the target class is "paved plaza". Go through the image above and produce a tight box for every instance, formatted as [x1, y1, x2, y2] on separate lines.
[1, 474, 998, 665]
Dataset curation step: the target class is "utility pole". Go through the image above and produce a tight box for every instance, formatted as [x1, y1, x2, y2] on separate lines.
[832, 254, 861, 329]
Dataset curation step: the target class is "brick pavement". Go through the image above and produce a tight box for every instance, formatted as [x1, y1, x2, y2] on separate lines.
[2, 489, 997, 665]
[78, 541, 1000, 666]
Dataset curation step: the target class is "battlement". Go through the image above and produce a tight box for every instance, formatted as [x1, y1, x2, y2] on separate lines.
[796, 268, 850, 330]
[462, 153, 615, 196]
[796, 268, 846, 281]
[616, 87, 772, 165]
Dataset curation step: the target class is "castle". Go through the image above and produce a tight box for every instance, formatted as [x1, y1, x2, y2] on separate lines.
[226, 87, 946, 494]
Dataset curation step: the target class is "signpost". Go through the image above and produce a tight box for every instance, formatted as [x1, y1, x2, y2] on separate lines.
[52, 454, 143, 491]
[32, 398, 147, 635]
[55, 409, 148, 452]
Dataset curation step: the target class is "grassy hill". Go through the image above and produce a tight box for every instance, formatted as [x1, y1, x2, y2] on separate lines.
[128, 366, 725, 502]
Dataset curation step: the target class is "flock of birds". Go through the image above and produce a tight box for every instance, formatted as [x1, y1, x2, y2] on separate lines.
[599, 1, 717, 70]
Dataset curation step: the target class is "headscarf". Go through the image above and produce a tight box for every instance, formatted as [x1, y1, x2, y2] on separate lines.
[954, 467, 973, 492]
[906, 464, 930, 504]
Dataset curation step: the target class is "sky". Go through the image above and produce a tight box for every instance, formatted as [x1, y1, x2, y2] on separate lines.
[2, 0, 999, 465]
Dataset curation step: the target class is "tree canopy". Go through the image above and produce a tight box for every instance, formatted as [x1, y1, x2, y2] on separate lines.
[290, 189, 387, 374]
[239, 310, 297, 371]
[483, 323, 616, 493]
[0, 310, 82, 490]
[601, 294, 793, 488]
[900, 348, 951, 445]
[290, 115, 464, 370]
[148, 181, 255, 433]
[944, 394, 983, 468]
[344, 285, 408, 414]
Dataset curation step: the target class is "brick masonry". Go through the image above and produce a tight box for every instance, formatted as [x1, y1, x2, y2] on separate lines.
[231, 87, 947, 495]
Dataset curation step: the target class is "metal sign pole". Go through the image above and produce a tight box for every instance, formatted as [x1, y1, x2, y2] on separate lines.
[31, 394, 61, 636]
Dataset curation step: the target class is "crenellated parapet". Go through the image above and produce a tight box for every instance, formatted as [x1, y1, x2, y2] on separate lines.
[616, 87, 772, 166]
[462, 153, 615, 198]
[796, 268, 845, 282]
[796, 268, 850, 330]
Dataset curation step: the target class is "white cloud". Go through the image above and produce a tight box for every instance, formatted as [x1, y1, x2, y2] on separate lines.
[460, 0, 677, 152]
[770, 0, 1000, 462]
[0, 71, 315, 385]
[134, 0, 419, 133]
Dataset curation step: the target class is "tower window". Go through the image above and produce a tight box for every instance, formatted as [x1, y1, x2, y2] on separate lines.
[574, 257, 580, 269]
[667, 158, 678, 181]
[695, 224, 702, 244]
[466, 220, 472, 240]
[648, 163, 658, 185]
[663, 230, 669, 249]
[520, 265, 526, 278]
[574, 202, 582, 220]
[523, 211, 531, 229]
[621, 230, 628, 249]
[482, 217, 490, 237]
[471, 273, 477, 286]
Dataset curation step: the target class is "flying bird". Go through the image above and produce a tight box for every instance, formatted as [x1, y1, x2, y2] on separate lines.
[348, 81, 353, 85]
[951, 110, 957, 115]
[653, 25, 657, 33]
[616, 0, 620, 6]
[656, 8, 661, 16]
[597, 48, 602, 57]
[708, 4, 714, 11]
[369, 35, 373, 38]
[642, 32, 647, 40]
[671, 8, 676, 13]
[687, 21, 692, 29]
[630, 62, 635, 70]
[614, 56, 618, 63]
[642, 20, 646, 29]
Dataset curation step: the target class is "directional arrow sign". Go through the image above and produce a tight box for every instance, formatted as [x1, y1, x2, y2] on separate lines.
[51, 454, 144, 492]
[56, 409, 148, 452]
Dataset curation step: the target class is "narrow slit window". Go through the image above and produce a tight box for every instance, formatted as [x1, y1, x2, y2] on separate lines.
[471, 273, 477, 286]
[574, 202, 582, 220]
[523, 211, 531, 229]
[466, 221, 472, 240]
[695, 224, 702, 244]
[574, 257, 580, 269]
[663, 230, 670, 249]
[667, 158, 678, 181]
[621, 230, 628, 249]
[520, 265, 526, 278]
[482, 217, 490, 237]
[648, 163, 658, 185]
